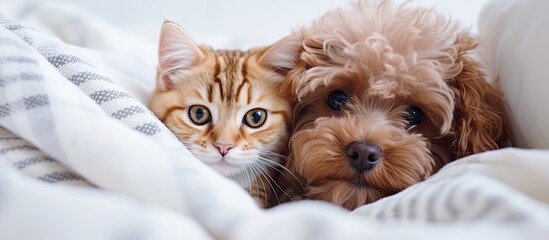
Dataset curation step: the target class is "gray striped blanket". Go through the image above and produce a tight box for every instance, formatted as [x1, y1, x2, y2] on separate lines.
[1, 3, 549, 240]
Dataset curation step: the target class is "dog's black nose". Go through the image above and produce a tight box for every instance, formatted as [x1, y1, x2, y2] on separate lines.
[345, 141, 382, 172]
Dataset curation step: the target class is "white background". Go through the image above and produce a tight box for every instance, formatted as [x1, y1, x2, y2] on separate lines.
[47, 0, 490, 49]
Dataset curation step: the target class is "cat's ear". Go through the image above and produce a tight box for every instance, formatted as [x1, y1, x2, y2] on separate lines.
[259, 35, 302, 76]
[157, 20, 204, 90]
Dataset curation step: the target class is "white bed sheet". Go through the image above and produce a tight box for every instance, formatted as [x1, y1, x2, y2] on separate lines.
[0, 1, 548, 240]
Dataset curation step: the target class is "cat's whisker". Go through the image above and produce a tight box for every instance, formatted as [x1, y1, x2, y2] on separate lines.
[250, 162, 281, 205]
[256, 153, 305, 183]
[256, 156, 285, 170]
[258, 150, 291, 161]
[248, 163, 271, 207]
[257, 156, 306, 190]
[243, 163, 253, 192]
[251, 162, 297, 204]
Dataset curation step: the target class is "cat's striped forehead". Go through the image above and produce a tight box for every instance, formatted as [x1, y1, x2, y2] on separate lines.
[206, 49, 252, 104]
[181, 47, 285, 108]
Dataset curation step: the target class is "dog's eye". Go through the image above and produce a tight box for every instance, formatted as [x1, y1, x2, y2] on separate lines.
[327, 90, 349, 111]
[405, 106, 424, 126]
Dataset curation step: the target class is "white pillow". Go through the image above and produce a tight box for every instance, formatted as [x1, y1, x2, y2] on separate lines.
[479, 0, 549, 149]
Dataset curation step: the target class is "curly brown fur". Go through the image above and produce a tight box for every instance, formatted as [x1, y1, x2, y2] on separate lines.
[282, 0, 511, 210]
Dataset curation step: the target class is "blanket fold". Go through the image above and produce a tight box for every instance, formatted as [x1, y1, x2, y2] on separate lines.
[0, 13, 261, 239]
[1, 4, 549, 240]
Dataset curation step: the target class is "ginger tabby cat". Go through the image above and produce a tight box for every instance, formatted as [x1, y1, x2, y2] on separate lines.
[149, 21, 300, 207]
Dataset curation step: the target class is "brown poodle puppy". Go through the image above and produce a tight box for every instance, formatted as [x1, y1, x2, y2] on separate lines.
[281, 0, 510, 210]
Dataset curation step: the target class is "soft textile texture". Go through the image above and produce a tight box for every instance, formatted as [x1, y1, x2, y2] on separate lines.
[479, 0, 549, 149]
[0, 12, 261, 239]
[1, 2, 549, 240]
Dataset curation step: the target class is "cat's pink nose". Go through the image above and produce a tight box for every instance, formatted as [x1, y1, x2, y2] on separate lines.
[214, 143, 236, 156]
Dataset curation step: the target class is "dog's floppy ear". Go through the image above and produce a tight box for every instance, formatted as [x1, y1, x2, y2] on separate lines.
[451, 36, 510, 158]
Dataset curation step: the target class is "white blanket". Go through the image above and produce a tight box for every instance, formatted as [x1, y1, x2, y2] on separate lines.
[1, 2, 549, 240]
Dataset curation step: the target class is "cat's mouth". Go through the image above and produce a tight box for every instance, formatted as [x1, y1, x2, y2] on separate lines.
[207, 158, 247, 176]
[210, 158, 238, 167]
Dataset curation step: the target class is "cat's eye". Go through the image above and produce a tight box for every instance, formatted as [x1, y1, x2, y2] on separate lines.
[244, 108, 267, 128]
[188, 105, 211, 125]
[327, 90, 349, 111]
[405, 105, 425, 127]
